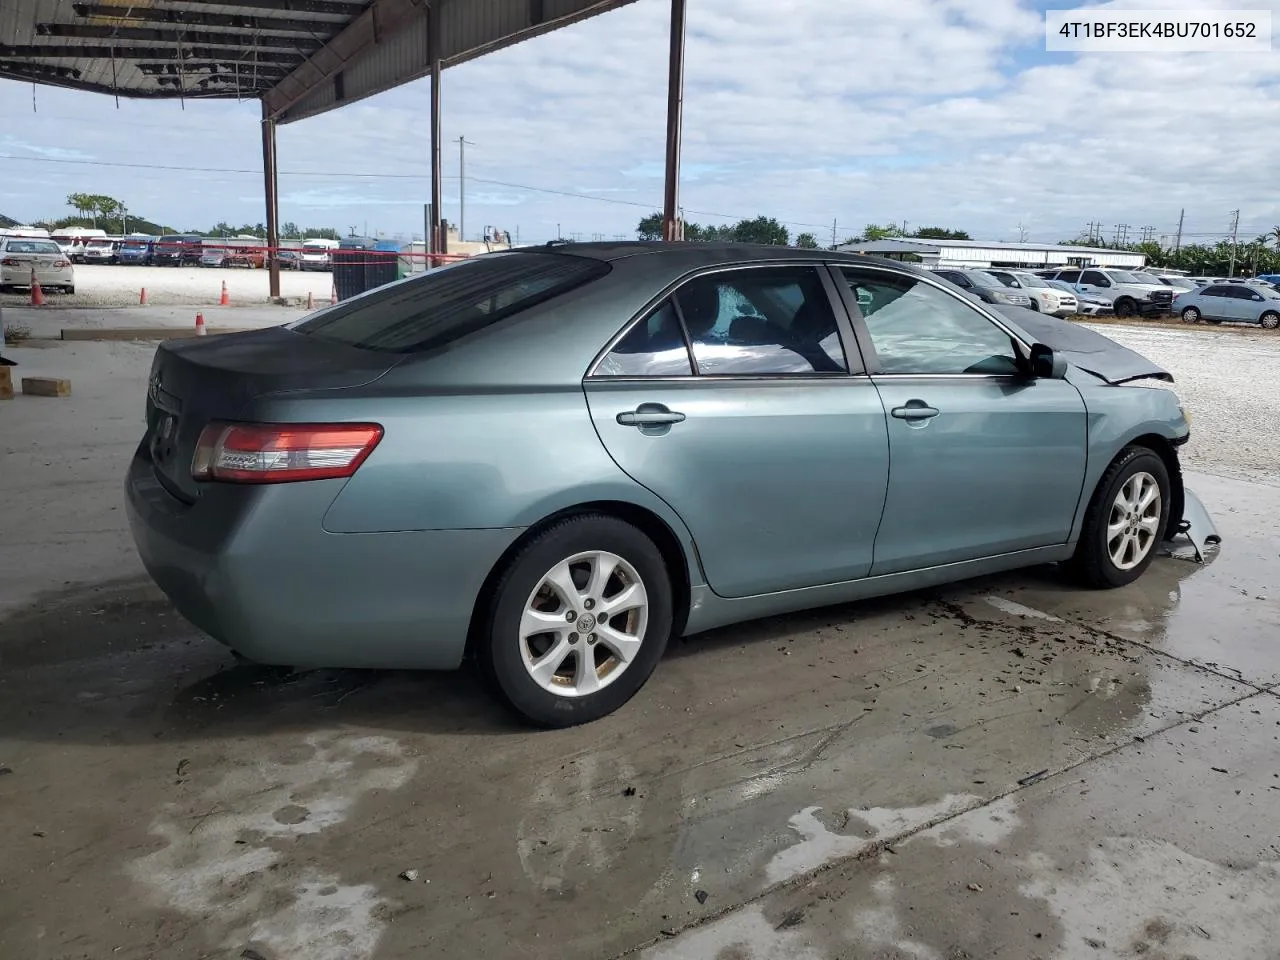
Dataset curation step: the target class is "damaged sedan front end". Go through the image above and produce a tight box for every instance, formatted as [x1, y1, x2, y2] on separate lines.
[995, 305, 1221, 563]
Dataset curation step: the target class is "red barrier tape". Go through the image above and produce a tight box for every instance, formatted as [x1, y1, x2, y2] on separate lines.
[132, 243, 473, 265]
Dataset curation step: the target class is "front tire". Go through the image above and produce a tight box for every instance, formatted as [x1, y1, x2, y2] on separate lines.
[1069, 446, 1170, 589]
[477, 514, 673, 727]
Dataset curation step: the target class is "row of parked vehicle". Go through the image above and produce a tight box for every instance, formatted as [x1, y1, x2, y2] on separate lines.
[49, 232, 338, 271]
[928, 265, 1280, 329]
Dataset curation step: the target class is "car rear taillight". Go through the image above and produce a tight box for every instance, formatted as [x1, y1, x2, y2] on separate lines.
[191, 422, 383, 483]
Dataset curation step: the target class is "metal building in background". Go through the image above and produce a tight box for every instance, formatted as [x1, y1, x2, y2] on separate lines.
[0, 0, 688, 295]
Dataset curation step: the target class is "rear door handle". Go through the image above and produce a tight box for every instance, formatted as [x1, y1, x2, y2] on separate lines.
[617, 404, 686, 427]
[891, 402, 940, 421]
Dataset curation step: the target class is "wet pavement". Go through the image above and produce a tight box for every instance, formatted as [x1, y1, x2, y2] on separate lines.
[1, 470, 1277, 960]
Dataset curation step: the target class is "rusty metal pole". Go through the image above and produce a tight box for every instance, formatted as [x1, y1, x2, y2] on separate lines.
[661, 0, 687, 242]
[260, 99, 281, 299]
[428, 3, 444, 264]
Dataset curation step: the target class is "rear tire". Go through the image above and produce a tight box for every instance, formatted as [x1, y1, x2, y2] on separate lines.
[1261, 311, 1280, 330]
[1069, 446, 1170, 589]
[477, 514, 673, 727]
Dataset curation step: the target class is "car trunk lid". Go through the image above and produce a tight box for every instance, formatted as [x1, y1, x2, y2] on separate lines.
[144, 327, 402, 502]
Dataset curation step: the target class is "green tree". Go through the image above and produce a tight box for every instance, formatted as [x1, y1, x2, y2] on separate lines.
[65, 192, 93, 223]
[913, 226, 971, 240]
[794, 232, 819, 249]
[731, 216, 789, 245]
[637, 213, 665, 241]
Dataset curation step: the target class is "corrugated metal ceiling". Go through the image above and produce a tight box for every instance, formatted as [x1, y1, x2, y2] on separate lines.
[0, 0, 640, 123]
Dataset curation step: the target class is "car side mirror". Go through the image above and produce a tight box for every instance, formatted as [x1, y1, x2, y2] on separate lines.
[1029, 343, 1067, 380]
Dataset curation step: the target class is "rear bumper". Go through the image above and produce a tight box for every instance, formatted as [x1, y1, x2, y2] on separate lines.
[0, 267, 73, 286]
[124, 450, 523, 670]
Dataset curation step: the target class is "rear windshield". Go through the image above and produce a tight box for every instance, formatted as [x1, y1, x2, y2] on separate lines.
[290, 251, 610, 353]
[4, 240, 61, 254]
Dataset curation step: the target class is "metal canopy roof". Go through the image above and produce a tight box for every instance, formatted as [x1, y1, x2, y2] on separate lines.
[0, 0, 639, 123]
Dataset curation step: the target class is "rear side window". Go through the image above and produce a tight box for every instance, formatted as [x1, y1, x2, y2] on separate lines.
[291, 252, 610, 353]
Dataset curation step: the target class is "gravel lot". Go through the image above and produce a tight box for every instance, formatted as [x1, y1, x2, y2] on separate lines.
[0, 263, 336, 307]
[1082, 322, 1280, 486]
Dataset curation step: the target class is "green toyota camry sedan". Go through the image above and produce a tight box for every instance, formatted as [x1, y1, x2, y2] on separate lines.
[125, 243, 1219, 726]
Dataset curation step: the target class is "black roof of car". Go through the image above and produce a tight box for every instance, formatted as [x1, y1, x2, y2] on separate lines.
[532, 240, 925, 271]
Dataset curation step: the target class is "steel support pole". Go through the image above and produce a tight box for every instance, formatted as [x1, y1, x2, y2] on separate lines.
[661, 0, 687, 242]
[260, 99, 281, 298]
[428, 4, 444, 261]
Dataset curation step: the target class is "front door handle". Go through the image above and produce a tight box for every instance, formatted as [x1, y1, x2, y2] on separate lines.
[617, 404, 686, 427]
[891, 401, 940, 421]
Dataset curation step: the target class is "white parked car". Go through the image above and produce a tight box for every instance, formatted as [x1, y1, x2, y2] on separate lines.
[985, 270, 1079, 317]
[81, 238, 118, 263]
[1045, 267, 1173, 318]
[1042, 279, 1111, 315]
[0, 236, 75, 294]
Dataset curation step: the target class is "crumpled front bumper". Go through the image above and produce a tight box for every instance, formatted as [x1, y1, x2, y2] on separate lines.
[1163, 486, 1221, 563]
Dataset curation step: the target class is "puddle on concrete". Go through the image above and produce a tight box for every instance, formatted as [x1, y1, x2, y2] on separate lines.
[1020, 836, 1280, 960]
[126, 731, 417, 960]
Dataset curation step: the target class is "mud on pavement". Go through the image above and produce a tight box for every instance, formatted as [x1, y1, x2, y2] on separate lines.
[1, 468, 1278, 960]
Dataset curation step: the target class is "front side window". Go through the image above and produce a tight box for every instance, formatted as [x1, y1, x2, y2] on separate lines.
[841, 269, 1021, 376]
[292, 251, 610, 353]
[673, 267, 847, 375]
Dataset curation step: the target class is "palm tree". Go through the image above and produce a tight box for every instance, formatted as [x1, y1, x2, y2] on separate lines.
[65, 192, 92, 224]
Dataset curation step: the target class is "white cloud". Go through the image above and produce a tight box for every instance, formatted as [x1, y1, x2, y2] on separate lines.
[0, 0, 1276, 243]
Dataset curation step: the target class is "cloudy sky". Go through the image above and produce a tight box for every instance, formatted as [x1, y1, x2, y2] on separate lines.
[1, 0, 1277, 246]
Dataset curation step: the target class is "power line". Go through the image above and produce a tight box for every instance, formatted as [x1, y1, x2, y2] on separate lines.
[0, 151, 837, 231]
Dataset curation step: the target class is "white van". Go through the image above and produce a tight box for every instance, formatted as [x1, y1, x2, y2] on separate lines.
[299, 238, 339, 272]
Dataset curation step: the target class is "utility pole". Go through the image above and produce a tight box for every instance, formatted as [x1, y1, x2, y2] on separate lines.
[455, 136, 476, 242]
[1227, 209, 1240, 277]
[1174, 208, 1184, 253]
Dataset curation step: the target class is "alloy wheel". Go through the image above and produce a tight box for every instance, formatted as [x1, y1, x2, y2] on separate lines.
[1106, 471, 1162, 571]
[519, 551, 649, 697]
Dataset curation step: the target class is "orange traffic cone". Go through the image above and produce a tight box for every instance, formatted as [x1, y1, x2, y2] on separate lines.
[139, 287, 148, 306]
[195, 312, 206, 336]
[330, 284, 338, 305]
[29, 269, 44, 307]
[306, 291, 314, 310]
[219, 281, 230, 306]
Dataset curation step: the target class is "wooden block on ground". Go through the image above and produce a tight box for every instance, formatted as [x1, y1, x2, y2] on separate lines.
[21, 376, 71, 398]
[0, 367, 12, 400]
